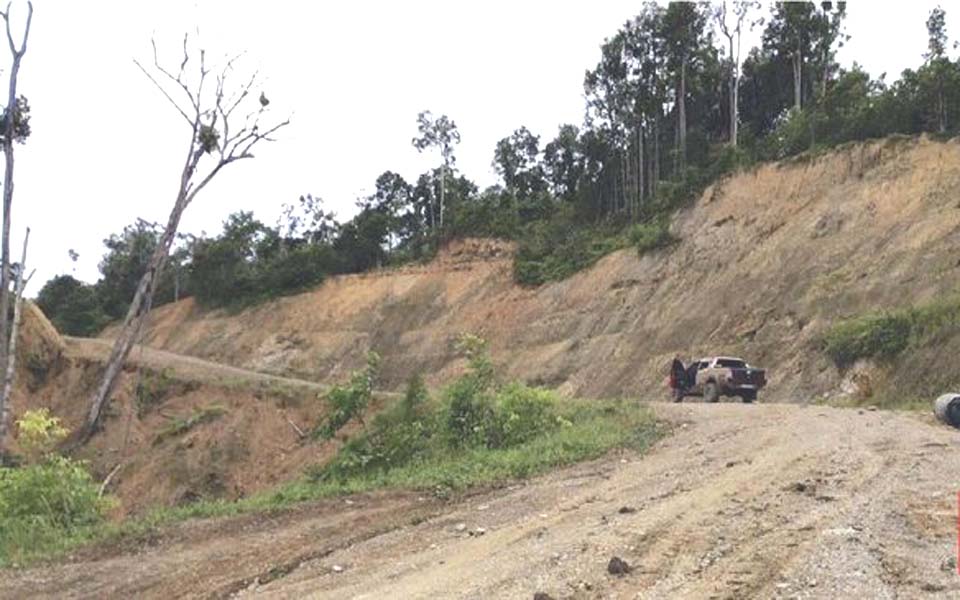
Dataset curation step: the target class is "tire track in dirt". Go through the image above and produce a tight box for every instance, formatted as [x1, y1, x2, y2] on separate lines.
[2, 403, 959, 599]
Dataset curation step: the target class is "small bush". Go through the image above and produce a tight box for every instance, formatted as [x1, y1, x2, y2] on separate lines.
[316, 373, 436, 482]
[0, 411, 111, 566]
[491, 383, 563, 447]
[313, 352, 381, 439]
[135, 368, 176, 417]
[444, 375, 497, 448]
[823, 313, 911, 368]
[629, 219, 677, 255]
[154, 405, 227, 445]
[16, 408, 68, 464]
[0, 456, 106, 530]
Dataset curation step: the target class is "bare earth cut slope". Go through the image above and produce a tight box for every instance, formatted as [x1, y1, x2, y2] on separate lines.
[8, 305, 358, 516]
[116, 136, 960, 402]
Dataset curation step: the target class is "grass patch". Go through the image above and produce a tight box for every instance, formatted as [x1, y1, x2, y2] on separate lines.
[821, 295, 960, 410]
[629, 218, 678, 255]
[153, 405, 227, 445]
[822, 295, 960, 368]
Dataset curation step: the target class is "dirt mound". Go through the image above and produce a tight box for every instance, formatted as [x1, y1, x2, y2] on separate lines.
[112, 136, 960, 402]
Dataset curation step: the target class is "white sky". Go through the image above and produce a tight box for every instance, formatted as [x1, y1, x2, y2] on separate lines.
[8, 0, 956, 292]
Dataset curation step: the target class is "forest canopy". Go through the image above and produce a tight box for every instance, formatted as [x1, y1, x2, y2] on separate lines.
[38, 2, 960, 333]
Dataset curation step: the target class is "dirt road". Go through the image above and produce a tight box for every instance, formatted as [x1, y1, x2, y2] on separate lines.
[65, 336, 332, 395]
[4, 402, 959, 599]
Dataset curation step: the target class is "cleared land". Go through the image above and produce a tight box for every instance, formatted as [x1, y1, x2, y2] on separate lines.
[4, 402, 958, 599]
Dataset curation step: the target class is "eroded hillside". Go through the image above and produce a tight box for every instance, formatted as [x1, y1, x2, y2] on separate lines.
[8, 305, 355, 516]
[114, 136, 960, 403]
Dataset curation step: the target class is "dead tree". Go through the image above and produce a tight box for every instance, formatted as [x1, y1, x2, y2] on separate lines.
[0, 1, 32, 446]
[78, 36, 288, 443]
[0, 226, 30, 447]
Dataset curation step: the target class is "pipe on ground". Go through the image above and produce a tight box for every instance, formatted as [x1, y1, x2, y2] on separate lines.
[934, 393, 960, 428]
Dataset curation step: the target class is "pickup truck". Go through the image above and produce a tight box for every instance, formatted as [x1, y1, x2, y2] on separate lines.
[674, 356, 766, 403]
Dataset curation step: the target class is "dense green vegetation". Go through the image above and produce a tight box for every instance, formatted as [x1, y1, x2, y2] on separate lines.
[0, 410, 111, 567]
[823, 295, 960, 368]
[0, 337, 660, 566]
[821, 295, 960, 410]
[38, 3, 960, 335]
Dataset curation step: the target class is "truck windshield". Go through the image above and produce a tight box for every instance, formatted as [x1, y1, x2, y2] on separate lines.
[716, 359, 746, 368]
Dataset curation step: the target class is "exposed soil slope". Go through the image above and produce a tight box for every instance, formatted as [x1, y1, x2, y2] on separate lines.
[4, 402, 958, 599]
[8, 311, 364, 516]
[114, 136, 960, 402]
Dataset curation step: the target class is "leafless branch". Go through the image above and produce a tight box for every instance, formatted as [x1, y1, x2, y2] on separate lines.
[0, 1, 32, 58]
[98, 462, 124, 498]
[133, 58, 192, 125]
[285, 416, 306, 440]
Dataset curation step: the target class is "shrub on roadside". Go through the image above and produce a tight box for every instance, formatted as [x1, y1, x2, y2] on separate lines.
[313, 352, 381, 439]
[0, 411, 111, 565]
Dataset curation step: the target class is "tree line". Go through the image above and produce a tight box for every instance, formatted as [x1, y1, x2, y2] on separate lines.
[38, 1, 960, 334]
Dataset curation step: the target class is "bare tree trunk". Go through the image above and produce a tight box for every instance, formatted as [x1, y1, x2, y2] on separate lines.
[653, 113, 660, 200]
[731, 68, 740, 148]
[81, 192, 185, 442]
[0, 3, 32, 393]
[619, 150, 630, 212]
[638, 124, 644, 209]
[793, 43, 802, 111]
[678, 56, 688, 172]
[173, 264, 180, 303]
[439, 165, 445, 230]
[79, 37, 289, 444]
[821, 46, 828, 98]
[939, 87, 946, 133]
[727, 34, 738, 147]
[0, 226, 30, 448]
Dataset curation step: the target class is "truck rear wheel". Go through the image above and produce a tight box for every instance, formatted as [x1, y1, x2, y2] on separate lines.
[741, 390, 756, 403]
[704, 382, 719, 403]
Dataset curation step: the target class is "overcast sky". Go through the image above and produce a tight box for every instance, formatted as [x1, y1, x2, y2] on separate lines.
[9, 0, 956, 292]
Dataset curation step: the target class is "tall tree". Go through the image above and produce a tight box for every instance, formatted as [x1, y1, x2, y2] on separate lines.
[35, 275, 107, 337]
[763, 2, 846, 113]
[80, 36, 289, 443]
[0, 1, 31, 452]
[662, 1, 709, 172]
[812, 2, 848, 99]
[411, 111, 460, 231]
[367, 171, 412, 250]
[925, 6, 950, 133]
[0, 227, 30, 438]
[542, 124, 584, 202]
[585, 8, 661, 218]
[96, 219, 165, 319]
[493, 126, 546, 201]
[714, 0, 760, 147]
[764, 2, 818, 112]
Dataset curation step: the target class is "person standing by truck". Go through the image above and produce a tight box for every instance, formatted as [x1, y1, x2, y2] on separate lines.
[669, 356, 686, 402]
